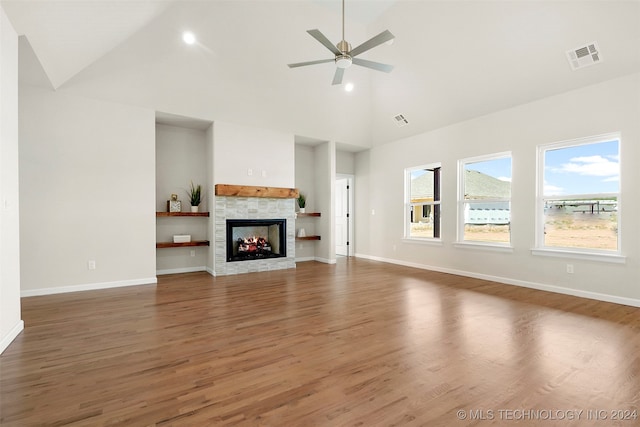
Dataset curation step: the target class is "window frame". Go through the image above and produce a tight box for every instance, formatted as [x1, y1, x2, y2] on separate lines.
[404, 163, 442, 242]
[456, 151, 512, 248]
[533, 133, 623, 262]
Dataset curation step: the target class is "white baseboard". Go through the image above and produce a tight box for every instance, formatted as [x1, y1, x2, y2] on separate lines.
[0, 320, 24, 354]
[156, 266, 208, 276]
[21, 277, 158, 297]
[354, 253, 640, 308]
[314, 257, 337, 264]
[295, 257, 337, 264]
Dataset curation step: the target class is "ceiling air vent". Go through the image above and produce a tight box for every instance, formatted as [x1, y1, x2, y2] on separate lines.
[393, 114, 409, 127]
[566, 41, 602, 70]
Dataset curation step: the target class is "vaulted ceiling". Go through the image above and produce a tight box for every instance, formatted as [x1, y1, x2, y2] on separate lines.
[4, 0, 640, 149]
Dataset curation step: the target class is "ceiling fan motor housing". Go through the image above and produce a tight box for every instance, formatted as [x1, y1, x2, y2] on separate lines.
[336, 40, 351, 54]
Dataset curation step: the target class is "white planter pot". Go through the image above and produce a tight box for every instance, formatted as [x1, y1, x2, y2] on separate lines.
[299, 208, 306, 213]
[190, 205, 199, 213]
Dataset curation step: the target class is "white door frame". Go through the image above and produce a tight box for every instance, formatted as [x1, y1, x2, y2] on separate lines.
[336, 174, 354, 256]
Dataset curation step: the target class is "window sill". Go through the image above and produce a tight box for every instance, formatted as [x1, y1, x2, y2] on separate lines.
[453, 241, 514, 253]
[531, 248, 626, 264]
[402, 237, 443, 246]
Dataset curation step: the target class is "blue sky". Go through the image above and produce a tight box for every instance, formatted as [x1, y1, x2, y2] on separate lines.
[461, 140, 619, 197]
[545, 139, 619, 196]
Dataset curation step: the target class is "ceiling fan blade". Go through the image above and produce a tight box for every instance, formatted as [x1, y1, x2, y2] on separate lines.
[332, 67, 345, 85]
[350, 29, 395, 57]
[307, 29, 342, 56]
[352, 58, 394, 73]
[288, 58, 334, 68]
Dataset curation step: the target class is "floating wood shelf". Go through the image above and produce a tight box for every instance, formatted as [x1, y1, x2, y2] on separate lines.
[297, 212, 321, 217]
[156, 212, 210, 217]
[296, 236, 321, 241]
[215, 184, 298, 199]
[156, 240, 210, 249]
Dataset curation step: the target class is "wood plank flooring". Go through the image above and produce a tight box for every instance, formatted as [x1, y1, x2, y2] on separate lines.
[1, 258, 639, 426]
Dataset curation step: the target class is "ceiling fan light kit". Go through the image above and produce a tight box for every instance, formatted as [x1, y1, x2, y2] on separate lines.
[288, 0, 394, 85]
[336, 55, 352, 69]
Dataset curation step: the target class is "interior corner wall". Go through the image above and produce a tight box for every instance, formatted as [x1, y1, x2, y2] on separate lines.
[294, 144, 317, 261]
[355, 73, 640, 305]
[19, 86, 157, 295]
[0, 4, 23, 354]
[155, 123, 208, 273]
[353, 149, 371, 258]
[314, 141, 336, 264]
[206, 123, 214, 274]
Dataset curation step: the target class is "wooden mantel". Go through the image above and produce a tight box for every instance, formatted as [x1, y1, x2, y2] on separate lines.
[215, 184, 299, 199]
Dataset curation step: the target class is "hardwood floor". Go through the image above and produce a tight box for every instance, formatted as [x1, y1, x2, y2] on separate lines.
[2, 258, 639, 426]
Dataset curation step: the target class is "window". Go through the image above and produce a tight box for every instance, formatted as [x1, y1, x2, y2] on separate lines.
[458, 153, 512, 245]
[537, 133, 620, 254]
[405, 164, 441, 240]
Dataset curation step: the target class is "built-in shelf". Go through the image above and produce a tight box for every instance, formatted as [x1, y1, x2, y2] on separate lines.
[156, 240, 210, 249]
[296, 212, 321, 241]
[156, 212, 210, 249]
[156, 212, 209, 217]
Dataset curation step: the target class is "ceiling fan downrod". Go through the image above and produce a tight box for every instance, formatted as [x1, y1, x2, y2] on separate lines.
[336, 0, 352, 67]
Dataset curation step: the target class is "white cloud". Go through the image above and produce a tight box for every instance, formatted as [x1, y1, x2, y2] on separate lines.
[555, 155, 619, 178]
[544, 183, 564, 196]
[497, 176, 511, 182]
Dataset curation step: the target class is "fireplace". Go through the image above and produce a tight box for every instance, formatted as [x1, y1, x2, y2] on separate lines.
[226, 219, 287, 262]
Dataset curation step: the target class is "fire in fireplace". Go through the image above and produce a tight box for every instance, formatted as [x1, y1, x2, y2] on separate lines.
[226, 219, 286, 262]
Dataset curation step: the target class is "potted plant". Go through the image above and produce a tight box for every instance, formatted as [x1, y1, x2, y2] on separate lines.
[297, 193, 306, 213]
[187, 181, 202, 212]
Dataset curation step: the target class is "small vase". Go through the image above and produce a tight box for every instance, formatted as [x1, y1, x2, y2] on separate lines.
[299, 208, 306, 213]
[191, 205, 199, 213]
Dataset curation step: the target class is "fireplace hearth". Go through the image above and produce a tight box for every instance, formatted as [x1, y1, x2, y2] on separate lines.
[226, 219, 286, 262]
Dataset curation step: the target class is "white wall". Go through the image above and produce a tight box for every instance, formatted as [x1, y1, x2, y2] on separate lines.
[0, 5, 23, 354]
[155, 123, 209, 274]
[19, 86, 157, 295]
[356, 73, 640, 305]
[336, 150, 355, 175]
[314, 141, 336, 264]
[213, 121, 294, 187]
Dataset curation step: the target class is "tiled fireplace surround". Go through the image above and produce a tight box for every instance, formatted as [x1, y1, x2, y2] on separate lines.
[214, 194, 296, 276]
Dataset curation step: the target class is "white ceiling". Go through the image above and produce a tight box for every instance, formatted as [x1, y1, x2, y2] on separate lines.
[4, 0, 640, 149]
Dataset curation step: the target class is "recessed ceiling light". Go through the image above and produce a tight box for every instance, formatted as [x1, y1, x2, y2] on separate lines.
[183, 31, 196, 45]
[345, 83, 354, 92]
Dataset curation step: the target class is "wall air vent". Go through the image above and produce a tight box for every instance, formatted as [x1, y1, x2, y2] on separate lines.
[393, 114, 409, 127]
[566, 41, 602, 70]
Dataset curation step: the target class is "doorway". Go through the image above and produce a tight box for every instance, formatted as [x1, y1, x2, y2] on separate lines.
[335, 175, 354, 257]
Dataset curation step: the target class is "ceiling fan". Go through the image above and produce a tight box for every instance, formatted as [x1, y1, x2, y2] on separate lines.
[288, 0, 395, 85]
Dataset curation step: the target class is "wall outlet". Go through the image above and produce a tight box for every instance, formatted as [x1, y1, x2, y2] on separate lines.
[247, 168, 253, 176]
[566, 264, 574, 274]
[371, 209, 376, 215]
[88, 260, 96, 270]
[190, 250, 196, 257]
[261, 170, 267, 177]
